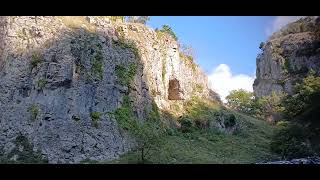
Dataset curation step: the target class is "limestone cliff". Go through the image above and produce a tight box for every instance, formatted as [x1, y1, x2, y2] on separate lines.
[0, 16, 217, 163]
[253, 16, 320, 98]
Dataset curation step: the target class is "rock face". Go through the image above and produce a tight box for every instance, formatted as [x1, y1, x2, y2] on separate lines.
[0, 16, 215, 163]
[210, 111, 237, 134]
[254, 16, 320, 98]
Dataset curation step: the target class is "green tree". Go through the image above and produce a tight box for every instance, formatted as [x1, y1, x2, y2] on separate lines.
[282, 70, 320, 118]
[226, 89, 254, 114]
[255, 91, 286, 117]
[114, 96, 165, 163]
[159, 25, 178, 41]
[270, 121, 313, 159]
[134, 120, 165, 163]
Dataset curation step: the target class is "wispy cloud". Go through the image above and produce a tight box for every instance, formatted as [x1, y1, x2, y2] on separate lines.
[208, 64, 255, 103]
[265, 16, 305, 36]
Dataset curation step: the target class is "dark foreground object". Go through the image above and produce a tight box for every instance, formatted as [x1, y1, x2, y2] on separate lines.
[258, 157, 320, 164]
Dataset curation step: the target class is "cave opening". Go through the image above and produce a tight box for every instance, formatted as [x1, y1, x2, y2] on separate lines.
[168, 78, 183, 100]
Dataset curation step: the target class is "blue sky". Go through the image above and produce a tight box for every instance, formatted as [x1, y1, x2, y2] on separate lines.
[146, 16, 303, 101]
[147, 16, 273, 75]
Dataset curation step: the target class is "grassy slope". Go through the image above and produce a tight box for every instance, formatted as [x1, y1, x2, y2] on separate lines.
[107, 98, 277, 164]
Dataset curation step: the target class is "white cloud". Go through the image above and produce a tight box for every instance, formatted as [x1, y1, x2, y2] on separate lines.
[208, 64, 255, 103]
[266, 16, 305, 36]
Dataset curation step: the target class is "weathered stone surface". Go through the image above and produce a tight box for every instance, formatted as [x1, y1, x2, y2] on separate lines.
[209, 111, 237, 134]
[254, 16, 320, 98]
[0, 16, 216, 163]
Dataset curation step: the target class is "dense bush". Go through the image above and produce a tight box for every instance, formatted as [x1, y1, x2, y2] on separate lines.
[180, 117, 195, 132]
[0, 135, 48, 164]
[90, 112, 102, 122]
[113, 94, 166, 163]
[223, 112, 236, 128]
[30, 51, 43, 69]
[225, 89, 288, 121]
[254, 91, 286, 118]
[270, 121, 313, 159]
[282, 70, 320, 118]
[115, 63, 137, 87]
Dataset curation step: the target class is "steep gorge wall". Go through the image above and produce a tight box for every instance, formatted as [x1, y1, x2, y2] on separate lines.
[254, 16, 320, 98]
[0, 16, 215, 163]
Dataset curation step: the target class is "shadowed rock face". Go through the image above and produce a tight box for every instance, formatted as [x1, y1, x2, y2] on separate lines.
[0, 16, 216, 163]
[254, 16, 320, 98]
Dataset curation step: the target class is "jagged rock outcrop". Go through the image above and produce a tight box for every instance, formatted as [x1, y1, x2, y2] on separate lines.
[254, 16, 320, 98]
[0, 16, 215, 163]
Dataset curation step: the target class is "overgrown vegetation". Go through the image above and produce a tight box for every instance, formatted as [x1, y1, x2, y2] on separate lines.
[112, 95, 166, 163]
[30, 51, 43, 69]
[37, 79, 47, 89]
[283, 58, 292, 73]
[179, 44, 198, 72]
[113, 27, 140, 59]
[115, 26, 125, 41]
[115, 63, 137, 86]
[90, 111, 102, 128]
[157, 25, 178, 41]
[111, 97, 276, 164]
[0, 134, 48, 164]
[226, 69, 320, 159]
[270, 16, 319, 40]
[194, 84, 204, 93]
[254, 91, 286, 119]
[69, 32, 105, 82]
[90, 112, 102, 122]
[270, 121, 313, 159]
[91, 51, 104, 80]
[180, 117, 196, 133]
[112, 55, 165, 163]
[28, 104, 39, 121]
[282, 70, 320, 118]
[182, 96, 221, 130]
[225, 89, 286, 120]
